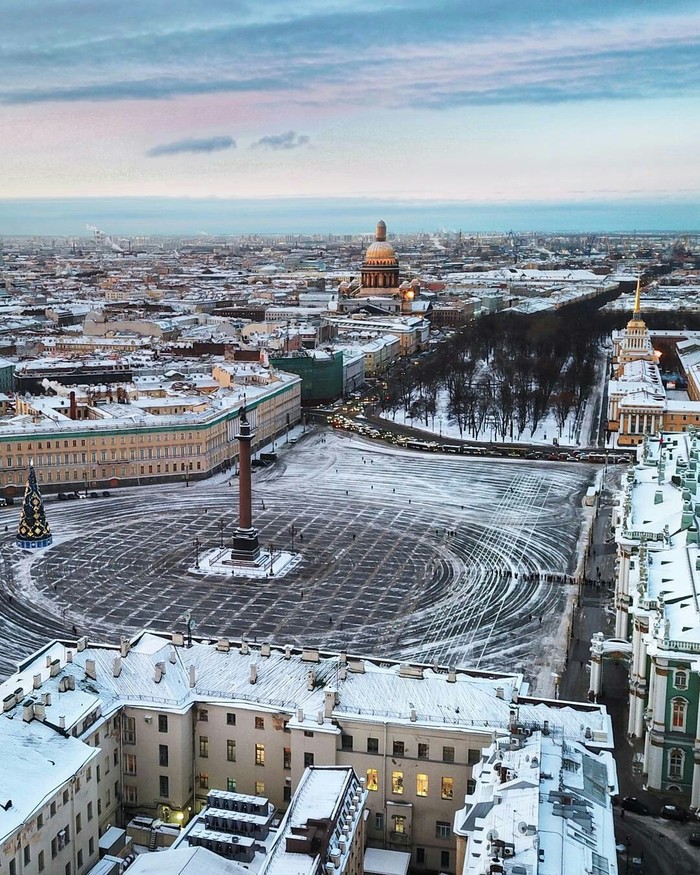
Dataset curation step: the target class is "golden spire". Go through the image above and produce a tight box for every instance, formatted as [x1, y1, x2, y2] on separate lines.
[633, 276, 642, 318]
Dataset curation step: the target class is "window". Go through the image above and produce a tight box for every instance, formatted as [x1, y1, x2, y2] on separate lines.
[199, 708, 208, 722]
[158, 714, 168, 733]
[255, 716, 265, 730]
[159, 744, 169, 766]
[37, 813, 43, 829]
[441, 850, 450, 869]
[113, 748, 119, 766]
[24, 845, 30, 865]
[86, 767, 92, 783]
[199, 773, 209, 790]
[468, 748, 480, 765]
[227, 739, 236, 762]
[255, 781, 265, 795]
[393, 815, 407, 835]
[77, 850, 83, 869]
[9, 860, 16, 875]
[159, 775, 169, 798]
[416, 774, 428, 797]
[393, 740, 405, 757]
[675, 670, 688, 690]
[671, 697, 688, 732]
[283, 785, 292, 802]
[283, 747, 292, 770]
[87, 802, 93, 822]
[124, 754, 137, 775]
[75, 813, 81, 834]
[341, 734, 353, 751]
[366, 768, 379, 791]
[50, 802, 56, 818]
[255, 743, 265, 766]
[304, 752, 315, 768]
[303, 730, 314, 738]
[669, 748, 685, 779]
[38, 851, 45, 872]
[124, 785, 138, 805]
[392, 771, 404, 794]
[199, 736, 209, 758]
[418, 743, 429, 759]
[467, 778, 476, 794]
[416, 848, 426, 865]
[89, 838, 94, 856]
[367, 737, 379, 754]
[441, 777, 454, 800]
[63, 789, 69, 805]
[227, 778, 237, 792]
[436, 821, 451, 840]
[96, 765, 101, 783]
[442, 746, 455, 763]
[226, 713, 236, 726]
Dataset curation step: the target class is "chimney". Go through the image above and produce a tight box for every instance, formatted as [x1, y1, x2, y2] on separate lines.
[120, 638, 130, 658]
[68, 676, 75, 691]
[240, 641, 249, 655]
[297, 708, 304, 723]
[261, 642, 271, 657]
[154, 663, 164, 684]
[447, 669, 457, 683]
[496, 687, 504, 699]
[33, 702, 45, 721]
[58, 715, 66, 730]
[189, 665, 196, 688]
[41, 692, 51, 707]
[216, 639, 230, 653]
[250, 664, 258, 685]
[169, 647, 177, 664]
[330, 848, 341, 869]
[45, 655, 52, 668]
[284, 644, 292, 660]
[77, 636, 88, 652]
[85, 659, 96, 680]
[22, 700, 34, 723]
[339, 666, 347, 681]
[2, 694, 16, 713]
[112, 657, 122, 678]
[317, 710, 324, 725]
[307, 670, 315, 691]
[69, 391, 77, 420]
[66, 651, 73, 664]
[33, 674, 42, 690]
[410, 708, 417, 722]
[324, 689, 336, 718]
[50, 660, 61, 677]
[339, 651, 347, 666]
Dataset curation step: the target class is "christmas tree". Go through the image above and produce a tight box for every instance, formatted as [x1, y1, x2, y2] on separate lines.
[16, 463, 53, 548]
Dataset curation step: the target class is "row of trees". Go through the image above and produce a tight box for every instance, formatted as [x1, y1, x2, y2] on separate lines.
[382, 307, 618, 443]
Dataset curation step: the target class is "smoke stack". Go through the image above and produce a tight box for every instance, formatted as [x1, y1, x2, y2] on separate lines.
[69, 391, 77, 420]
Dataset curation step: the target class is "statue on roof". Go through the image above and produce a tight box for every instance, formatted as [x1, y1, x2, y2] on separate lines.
[16, 462, 53, 549]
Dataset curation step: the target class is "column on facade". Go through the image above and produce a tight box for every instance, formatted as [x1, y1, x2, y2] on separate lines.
[589, 633, 605, 698]
[645, 658, 669, 789]
[615, 547, 630, 639]
[691, 682, 700, 810]
[627, 618, 648, 738]
[619, 412, 625, 436]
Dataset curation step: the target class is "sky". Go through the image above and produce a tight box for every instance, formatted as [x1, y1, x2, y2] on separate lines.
[1, 0, 699, 234]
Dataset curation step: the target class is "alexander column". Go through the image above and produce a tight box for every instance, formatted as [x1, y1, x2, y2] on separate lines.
[231, 406, 261, 563]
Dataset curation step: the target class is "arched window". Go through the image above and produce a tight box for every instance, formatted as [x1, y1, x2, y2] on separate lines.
[674, 670, 688, 690]
[668, 748, 685, 780]
[671, 697, 688, 732]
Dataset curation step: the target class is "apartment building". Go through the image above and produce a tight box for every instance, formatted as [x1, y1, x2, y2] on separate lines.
[0, 630, 614, 875]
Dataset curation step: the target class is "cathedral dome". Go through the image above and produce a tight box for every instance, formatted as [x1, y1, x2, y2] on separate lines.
[364, 240, 398, 264]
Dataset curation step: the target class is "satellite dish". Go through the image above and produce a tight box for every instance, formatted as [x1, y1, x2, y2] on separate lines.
[518, 821, 529, 835]
[486, 829, 499, 842]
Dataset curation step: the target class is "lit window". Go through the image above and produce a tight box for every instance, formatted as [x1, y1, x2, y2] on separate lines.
[255, 781, 265, 795]
[416, 774, 428, 797]
[671, 697, 688, 731]
[255, 743, 265, 766]
[366, 769, 379, 791]
[441, 777, 454, 800]
[227, 778, 236, 792]
[393, 815, 406, 835]
[392, 771, 404, 794]
[227, 740, 236, 762]
[199, 736, 209, 758]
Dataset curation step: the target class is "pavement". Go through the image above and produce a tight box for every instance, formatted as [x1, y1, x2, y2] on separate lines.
[558, 468, 700, 874]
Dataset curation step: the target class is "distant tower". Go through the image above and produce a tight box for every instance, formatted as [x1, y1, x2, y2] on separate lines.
[16, 463, 52, 549]
[231, 407, 261, 563]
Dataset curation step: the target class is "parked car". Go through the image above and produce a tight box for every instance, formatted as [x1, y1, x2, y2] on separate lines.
[57, 492, 67, 501]
[621, 797, 651, 815]
[89, 491, 99, 498]
[101, 490, 111, 498]
[660, 804, 688, 822]
[688, 833, 700, 847]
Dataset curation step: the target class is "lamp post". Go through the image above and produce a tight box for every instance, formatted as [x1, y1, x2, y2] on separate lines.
[268, 543, 275, 577]
[219, 520, 224, 550]
[290, 525, 296, 553]
[83, 470, 88, 498]
[193, 537, 200, 570]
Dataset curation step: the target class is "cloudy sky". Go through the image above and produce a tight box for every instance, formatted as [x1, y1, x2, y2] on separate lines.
[1, 0, 699, 232]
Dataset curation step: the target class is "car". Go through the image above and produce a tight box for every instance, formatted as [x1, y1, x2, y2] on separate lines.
[688, 833, 700, 847]
[621, 796, 651, 815]
[57, 492, 67, 501]
[101, 490, 111, 498]
[660, 804, 688, 822]
[66, 492, 78, 500]
[89, 491, 99, 498]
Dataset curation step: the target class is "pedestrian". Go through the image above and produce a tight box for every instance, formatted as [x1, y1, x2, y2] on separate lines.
[328, 616, 333, 626]
[300, 589, 304, 599]
[539, 616, 542, 625]
[621, 808, 625, 819]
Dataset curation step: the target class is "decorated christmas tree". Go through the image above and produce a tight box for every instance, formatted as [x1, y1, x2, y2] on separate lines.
[16, 463, 53, 549]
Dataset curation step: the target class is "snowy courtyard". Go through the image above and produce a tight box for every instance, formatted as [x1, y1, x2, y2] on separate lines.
[1, 430, 596, 692]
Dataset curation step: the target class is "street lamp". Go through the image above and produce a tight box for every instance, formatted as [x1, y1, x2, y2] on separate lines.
[83, 470, 88, 498]
[193, 537, 200, 569]
[268, 543, 275, 577]
[290, 524, 296, 553]
[219, 520, 225, 550]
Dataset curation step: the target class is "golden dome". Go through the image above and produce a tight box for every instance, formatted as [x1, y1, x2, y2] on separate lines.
[364, 240, 397, 264]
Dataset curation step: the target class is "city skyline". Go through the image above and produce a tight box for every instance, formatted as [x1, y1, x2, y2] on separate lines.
[1, 1, 699, 234]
